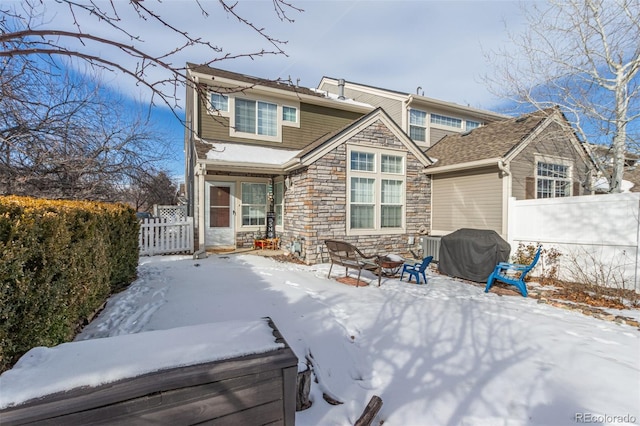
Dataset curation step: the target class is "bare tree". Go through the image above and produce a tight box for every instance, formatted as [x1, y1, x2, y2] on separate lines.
[0, 0, 302, 113]
[0, 57, 173, 201]
[122, 169, 178, 212]
[484, 0, 640, 193]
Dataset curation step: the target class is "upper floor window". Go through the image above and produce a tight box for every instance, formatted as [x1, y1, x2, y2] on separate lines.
[466, 120, 481, 130]
[210, 93, 228, 112]
[409, 109, 427, 142]
[235, 98, 277, 137]
[282, 106, 298, 123]
[431, 113, 462, 129]
[536, 161, 571, 198]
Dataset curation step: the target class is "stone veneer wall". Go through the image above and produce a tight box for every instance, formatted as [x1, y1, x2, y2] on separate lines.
[281, 119, 431, 264]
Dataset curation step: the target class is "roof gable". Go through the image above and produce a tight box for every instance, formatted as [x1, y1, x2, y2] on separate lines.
[286, 108, 433, 171]
[424, 107, 588, 172]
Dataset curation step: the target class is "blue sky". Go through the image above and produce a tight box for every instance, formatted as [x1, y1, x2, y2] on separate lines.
[20, 1, 528, 181]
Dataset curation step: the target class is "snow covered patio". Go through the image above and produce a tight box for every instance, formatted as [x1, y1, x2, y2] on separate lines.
[4, 253, 640, 425]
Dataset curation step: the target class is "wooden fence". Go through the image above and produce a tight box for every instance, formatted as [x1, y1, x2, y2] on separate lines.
[139, 217, 194, 256]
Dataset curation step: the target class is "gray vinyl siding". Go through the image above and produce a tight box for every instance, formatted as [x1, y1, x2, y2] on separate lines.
[318, 81, 404, 124]
[510, 122, 592, 199]
[430, 128, 457, 145]
[431, 167, 503, 235]
[199, 100, 363, 150]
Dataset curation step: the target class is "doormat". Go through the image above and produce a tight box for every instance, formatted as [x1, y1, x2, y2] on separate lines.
[336, 277, 369, 287]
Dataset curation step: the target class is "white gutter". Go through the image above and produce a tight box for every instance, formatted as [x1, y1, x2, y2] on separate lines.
[203, 161, 285, 175]
[191, 71, 373, 114]
[406, 94, 509, 121]
[424, 157, 503, 174]
[498, 160, 511, 176]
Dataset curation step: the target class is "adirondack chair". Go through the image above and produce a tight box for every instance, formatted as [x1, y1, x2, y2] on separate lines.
[485, 246, 542, 297]
[400, 256, 433, 284]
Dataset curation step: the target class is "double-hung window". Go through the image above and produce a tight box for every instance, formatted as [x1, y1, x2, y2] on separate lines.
[536, 161, 571, 198]
[409, 109, 427, 142]
[235, 98, 277, 137]
[241, 183, 267, 226]
[348, 148, 405, 233]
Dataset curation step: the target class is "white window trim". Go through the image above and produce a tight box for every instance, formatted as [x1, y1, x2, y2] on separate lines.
[282, 104, 300, 128]
[408, 108, 427, 142]
[274, 180, 285, 229]
[346, 145, 406, 236]
[430, 112, 463, 130]
[534, 154, 574, 198]
[224, 95, 301, 142]
[239, 180, 269, 230]
[206, 92, 230, 117]
[465, 120, 481, 131]
[230, 96, 280, 142]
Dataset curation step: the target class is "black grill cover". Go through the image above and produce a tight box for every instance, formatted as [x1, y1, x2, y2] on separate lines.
[438, 228, 511, 282]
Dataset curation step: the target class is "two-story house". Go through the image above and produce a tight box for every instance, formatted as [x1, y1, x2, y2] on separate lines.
[184, 64, 434, 262]
[185, 64, 598, 262]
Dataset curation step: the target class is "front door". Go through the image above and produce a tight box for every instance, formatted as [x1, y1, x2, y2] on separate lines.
[205, 182, 235, 247]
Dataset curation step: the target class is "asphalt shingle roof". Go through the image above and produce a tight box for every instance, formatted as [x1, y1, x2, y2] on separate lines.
[187, 63, 323, 98]
[425, 108, 558, 168]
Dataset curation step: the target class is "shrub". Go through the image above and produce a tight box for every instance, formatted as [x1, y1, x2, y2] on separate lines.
[512, 242, 562, 283]
[0, 196, 139, 372]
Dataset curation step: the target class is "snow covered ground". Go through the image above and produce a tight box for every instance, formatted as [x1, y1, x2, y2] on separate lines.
[2, 253, 639, 425]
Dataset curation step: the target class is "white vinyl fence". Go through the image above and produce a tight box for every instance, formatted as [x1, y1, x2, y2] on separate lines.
[154, 205, 188, 222]
[508, 192, 640, 291]
[139, 217, 194, 256]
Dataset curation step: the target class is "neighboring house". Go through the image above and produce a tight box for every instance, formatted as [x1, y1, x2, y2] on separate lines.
[424, 107, 597, 238]
[588, 144, 638, 193]
[184, 64, 433, 262]
[317, 77, 508, 148]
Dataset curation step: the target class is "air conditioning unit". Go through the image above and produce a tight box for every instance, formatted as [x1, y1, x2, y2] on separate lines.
[421, 236, 442, 262]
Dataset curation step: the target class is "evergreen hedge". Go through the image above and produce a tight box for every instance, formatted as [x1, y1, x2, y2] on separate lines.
[0, 196, 139, 373]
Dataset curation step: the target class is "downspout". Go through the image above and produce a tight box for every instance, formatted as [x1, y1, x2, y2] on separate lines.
[498, 159, 510, 176]
[196, 162, 206, 251]
[498, 160, 511, 242]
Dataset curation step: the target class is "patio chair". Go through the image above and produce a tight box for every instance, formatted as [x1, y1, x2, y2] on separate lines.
[485, 246, 542, 297]
[400, 256, 433, 284]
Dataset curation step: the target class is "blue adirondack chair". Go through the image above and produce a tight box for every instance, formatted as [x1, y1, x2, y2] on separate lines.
[401, 256, 433, 284]
[485, 246, 542, 297]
